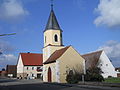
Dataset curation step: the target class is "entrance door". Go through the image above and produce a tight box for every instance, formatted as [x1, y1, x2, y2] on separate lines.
[48, 67, 52, 82]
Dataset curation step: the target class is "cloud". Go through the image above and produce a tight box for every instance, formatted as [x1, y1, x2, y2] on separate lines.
[94, 0, 120, 28]
[0, 40, 17, 70]
[98, 40, 120, 67]
[0, 0, 29, 21]
[0, 54, 17, 61]
[0, 54, 17, 70]
[0, 40, 14, 53]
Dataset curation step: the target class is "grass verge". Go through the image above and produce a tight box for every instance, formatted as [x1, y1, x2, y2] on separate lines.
[104, 77, 120, 83]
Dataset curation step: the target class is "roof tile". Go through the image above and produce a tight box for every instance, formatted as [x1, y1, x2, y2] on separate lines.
[20, 53, 43, 66]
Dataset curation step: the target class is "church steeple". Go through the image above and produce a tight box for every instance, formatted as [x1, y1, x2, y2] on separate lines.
[43, 1, 64, 63]
[45, 2, 61, 31]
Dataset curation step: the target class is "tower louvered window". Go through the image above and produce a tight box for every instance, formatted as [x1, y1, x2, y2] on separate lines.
[54, 34, 58, 42]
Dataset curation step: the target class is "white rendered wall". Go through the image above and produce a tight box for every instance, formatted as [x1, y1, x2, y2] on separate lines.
[55, 60, 60, 83]
[17, 55, 24, 73]
[98, 51, 117, 78]
[23, 66, 42, 78]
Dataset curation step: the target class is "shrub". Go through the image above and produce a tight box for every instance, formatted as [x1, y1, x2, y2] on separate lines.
[85, 67, 104, 82]
[66, 70, 82, 84]
[66, 67, 104, 83]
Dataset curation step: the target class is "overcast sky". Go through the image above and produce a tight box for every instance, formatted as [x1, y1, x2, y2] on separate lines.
[0, 0, 120, 70]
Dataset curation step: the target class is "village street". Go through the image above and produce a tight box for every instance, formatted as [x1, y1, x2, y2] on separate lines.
[0, 79, 120, 90]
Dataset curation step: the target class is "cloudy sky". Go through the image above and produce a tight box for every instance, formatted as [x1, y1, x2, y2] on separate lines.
[0, 0, 120, 70]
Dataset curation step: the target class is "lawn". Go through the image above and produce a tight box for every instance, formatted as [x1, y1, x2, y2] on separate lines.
[104, 77, 120, 83]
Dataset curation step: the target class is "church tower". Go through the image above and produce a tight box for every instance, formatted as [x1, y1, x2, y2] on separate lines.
[43, 4, 64, 63]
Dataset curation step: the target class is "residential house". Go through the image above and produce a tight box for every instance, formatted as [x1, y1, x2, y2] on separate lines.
[17, 53, 43, 79]
[6, 65, 17, 78]
[0, 68, 7, 78]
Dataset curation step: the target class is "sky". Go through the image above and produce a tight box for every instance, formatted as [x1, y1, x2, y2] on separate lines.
[0, 0, 120, 70]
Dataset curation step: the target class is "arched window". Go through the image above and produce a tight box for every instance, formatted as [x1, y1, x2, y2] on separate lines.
[45, 36, 46, 43]
[54, 34, 58, 42]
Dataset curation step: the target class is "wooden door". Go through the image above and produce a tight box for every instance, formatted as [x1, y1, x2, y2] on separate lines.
[48, 67, 52, 82]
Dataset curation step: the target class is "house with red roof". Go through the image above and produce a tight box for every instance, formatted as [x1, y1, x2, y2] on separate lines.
[17, 53, 43, 79]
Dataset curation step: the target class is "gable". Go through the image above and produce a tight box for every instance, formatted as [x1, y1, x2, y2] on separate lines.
[82, 50, 103, 69]
[17, 55, 24, 67]
[58, 46, 85, 82]
[44, 46, 70, 64]
[58, 46, 85, 66]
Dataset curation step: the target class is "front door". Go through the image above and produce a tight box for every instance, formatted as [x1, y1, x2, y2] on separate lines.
[48, 67, 52, 82]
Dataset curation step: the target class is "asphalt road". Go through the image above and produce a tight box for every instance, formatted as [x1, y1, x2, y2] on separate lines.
[0, 79, 120, 90]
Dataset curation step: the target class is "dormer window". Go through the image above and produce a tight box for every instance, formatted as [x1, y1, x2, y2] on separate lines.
[54, 34, 58, 42]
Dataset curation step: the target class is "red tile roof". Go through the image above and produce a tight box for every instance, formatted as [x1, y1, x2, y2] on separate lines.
[20, 53, 43, 66]
[44, 46, 70, 64]
[82, 50, 103, 69]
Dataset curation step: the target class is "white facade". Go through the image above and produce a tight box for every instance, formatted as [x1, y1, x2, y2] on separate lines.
[17, 55, 24, 74]
[55, 60, 60, 83]
[98, 51, 117, 78]
[17, 55, 43, 79]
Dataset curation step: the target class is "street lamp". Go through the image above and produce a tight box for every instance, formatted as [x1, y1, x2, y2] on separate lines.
[0, 33, 16, 36]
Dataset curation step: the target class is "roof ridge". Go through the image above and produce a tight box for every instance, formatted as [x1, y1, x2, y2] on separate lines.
[20, 53, 42, 54]
[56, 45, 70, 51]
[82, 50, 103, 56]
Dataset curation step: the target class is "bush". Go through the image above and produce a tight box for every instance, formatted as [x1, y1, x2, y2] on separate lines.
[66, 67, 104, 83]
[66, 70, 82, 84]
[85, 67, 104, 82]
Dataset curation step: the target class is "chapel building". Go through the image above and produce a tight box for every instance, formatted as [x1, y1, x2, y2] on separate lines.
[42, 5, 85, 83]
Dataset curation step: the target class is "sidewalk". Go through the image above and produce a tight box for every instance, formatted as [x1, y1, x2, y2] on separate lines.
[0, 79, 42, 86]
[44, 82, 120, 89]
[78, 82, 120, 87]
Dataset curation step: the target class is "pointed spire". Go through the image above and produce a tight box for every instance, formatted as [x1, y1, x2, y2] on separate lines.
[44, 0, 61, 31]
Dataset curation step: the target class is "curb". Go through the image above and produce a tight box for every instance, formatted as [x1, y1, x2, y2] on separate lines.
[44, 82, 120, 89]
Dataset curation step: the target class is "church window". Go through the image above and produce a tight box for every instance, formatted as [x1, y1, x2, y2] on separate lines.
[54, 34, 58, 42]
[60, 33, 62, 39]
[45, 36, 46, 43]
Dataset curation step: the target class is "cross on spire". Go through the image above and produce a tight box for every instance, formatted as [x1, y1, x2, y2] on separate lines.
[51, 0, 53, 10]
[44, 0, 62, 31]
